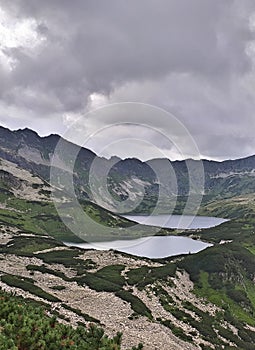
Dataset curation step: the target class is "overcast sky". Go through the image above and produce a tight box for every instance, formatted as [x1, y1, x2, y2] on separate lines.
[0, 0, 255, 161]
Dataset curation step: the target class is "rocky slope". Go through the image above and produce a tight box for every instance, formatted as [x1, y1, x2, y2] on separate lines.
[0, 125, 255, 214]
[1, 226, 253, 350]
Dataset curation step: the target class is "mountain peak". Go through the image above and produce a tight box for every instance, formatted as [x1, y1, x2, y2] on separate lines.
[15, 127, 40, 138]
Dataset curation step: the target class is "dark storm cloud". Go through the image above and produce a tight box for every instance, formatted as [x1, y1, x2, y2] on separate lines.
[0, 0, 255, 159]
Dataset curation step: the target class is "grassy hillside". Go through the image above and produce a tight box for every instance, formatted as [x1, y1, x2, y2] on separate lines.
[0, 163, 169, 242]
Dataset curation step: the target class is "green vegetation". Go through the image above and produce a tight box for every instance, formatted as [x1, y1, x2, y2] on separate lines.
[0, 235, 60, 256]
[116, 290, 152, 319]
[77, 265, 126, 292]
[82, 200, 134, 228]
[0, 288, 143, 350]
[61, 303, 100, 323]
[160, 319, 193, 342]
[36, 249, 96, 275]
[0, 190, 171, 242]
[155, 285, 220, 344]
[26, 264, 69, 281]
[50, 285, 66, 291]
[199, 193, 255, 219]
[176, 243, 255, 348]
[127, 263, 176, 289]
[1, 274, 60, 302]
[0, 195, 83, 242]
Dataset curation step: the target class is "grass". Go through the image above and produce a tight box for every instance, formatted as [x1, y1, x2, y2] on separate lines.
[177, 241, 255, 344]
[195, 272, 255, 326]
[0, 197, 85, 242]
[0, 235, 61, 256]
[198, 193, 255, 219]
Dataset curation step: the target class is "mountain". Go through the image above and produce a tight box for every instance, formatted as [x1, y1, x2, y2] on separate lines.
[0, 125, 255, 349]
[0, 160, 255, 350]
[0, 125, 255, 216]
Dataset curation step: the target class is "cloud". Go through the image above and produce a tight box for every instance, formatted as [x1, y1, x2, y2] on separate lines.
[0, 0, 254, 160]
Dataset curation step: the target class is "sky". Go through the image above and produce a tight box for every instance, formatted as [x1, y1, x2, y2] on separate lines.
[0, 0, 255, 161]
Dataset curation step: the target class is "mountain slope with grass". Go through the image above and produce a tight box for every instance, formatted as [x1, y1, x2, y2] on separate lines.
[0, 125, 255, 349]
[1, 217, 255, 349]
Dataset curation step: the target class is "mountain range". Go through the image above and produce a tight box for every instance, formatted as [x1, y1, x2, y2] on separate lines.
[0, 125, 255, 216]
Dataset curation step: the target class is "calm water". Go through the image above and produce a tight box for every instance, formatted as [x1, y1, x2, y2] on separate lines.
[65, 236, 213, 259]
[64, 214, 226, 258]
[123, 214, 228, 230]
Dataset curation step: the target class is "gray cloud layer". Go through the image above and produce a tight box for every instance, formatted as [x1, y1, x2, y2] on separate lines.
[0, 0, 255, 160]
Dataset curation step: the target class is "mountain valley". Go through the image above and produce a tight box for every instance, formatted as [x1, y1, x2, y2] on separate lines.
[0, 127, 254, 349]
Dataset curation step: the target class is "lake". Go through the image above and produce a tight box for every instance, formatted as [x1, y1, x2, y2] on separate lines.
[123, 214, 228, 230]
[65, 236, 213, 259]
[64, 214, 225, 259]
